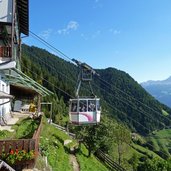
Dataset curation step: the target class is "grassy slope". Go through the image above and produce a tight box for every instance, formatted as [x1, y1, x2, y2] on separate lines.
[76, 144, 108, 171]
[107, 141, 163, 169]
[147, 129, 171, 157]
[131, 143, 163, 159]
[40, 119, 72, 171]
[40, 117, 108, 171]
[0, 116, 170, 169]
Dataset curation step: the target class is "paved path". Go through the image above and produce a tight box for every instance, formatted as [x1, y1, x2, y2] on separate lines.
[69, 154, 80, 171]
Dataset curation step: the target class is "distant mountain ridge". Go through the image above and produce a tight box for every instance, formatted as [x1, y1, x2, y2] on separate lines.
[141, 76, 171, 86]
[141, 76, 171, 107]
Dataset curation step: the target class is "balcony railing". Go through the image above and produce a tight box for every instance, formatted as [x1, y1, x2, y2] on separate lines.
[0, 46, 12, 58]
[0, 116, 42, 170]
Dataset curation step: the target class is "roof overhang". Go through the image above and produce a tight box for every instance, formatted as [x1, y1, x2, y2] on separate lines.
[4, 68, 53, 98]
[17, 0, 29, 36]
[10, 84, 37, 99]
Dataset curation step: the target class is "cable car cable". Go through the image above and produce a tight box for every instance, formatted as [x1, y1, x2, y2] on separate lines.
[21, 54, 168, 132]
[27, 31, 171, 125]
[21, 50, 165, 127]
[92, 82, 168, 129]
[92, 78, 170, 126]
[23, 49, 77, 84]
[29, 31, 73, 62]
[21, 64, 157, 133]
[97, 76, 171, 123]
[20, 65, 170, 159]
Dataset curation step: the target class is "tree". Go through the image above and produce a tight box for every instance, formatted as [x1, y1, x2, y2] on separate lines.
[74, 115, 116, 157]
[138, 157, 169, 171]
[114, 124, 131, 165]
[129, 153, 139, 171]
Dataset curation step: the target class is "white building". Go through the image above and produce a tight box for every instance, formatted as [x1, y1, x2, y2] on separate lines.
[0, 0, 52, 125]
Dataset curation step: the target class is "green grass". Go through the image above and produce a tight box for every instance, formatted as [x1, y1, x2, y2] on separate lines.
[40, 118, 73, 171]
[40, 117, 108, 171]
[14, 117, 39, 139]
[0, 130, 12, 139]
[106, 141, 162, 170]
[162, 109, 169, 116]
[152, 129, 171, 139]
[147, 129, 171, 158]
[76, 144, 108, 171]
[0, 117, 40, 139]
[34, 154, 52, 171]
[132, 143, 162, 159]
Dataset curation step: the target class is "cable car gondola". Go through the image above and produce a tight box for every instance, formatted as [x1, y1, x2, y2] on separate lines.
[69, 59, 101, 125]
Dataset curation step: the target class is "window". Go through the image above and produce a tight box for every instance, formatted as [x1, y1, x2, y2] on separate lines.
[79, 100, 87, 112]
[71, 100, 77, 112]
[96, 100, 101, 111]
[88, 100, 96, 112]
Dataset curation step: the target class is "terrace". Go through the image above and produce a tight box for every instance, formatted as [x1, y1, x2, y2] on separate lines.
[0, 115, 42, 170]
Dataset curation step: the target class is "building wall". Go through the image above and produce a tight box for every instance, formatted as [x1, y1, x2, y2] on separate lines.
[0, 0, 28, 123]
[0, 0, 16, 121]
[0, 75, 11, 121]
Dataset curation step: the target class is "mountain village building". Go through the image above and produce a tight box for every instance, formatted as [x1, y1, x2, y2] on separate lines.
[0, 0, 51, 124]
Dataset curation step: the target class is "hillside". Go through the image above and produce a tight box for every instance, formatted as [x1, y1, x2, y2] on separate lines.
[21, 44, 171, 135]
[20, 44, 171, 170]
[39, 117, 108, 171]
[141, 77, 171, 107]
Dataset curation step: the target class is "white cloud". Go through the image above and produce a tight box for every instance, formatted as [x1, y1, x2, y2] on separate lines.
[81, 30, 101, 40]
[109, 28, 121, 35]
[57, 21, 79, 35]
[67, 21, 79, 30]
[39, 29, 53, 39]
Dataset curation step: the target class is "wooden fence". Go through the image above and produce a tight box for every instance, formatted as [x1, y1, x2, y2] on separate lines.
[33, 117, 42, 154]
[95, 150, 126, 171]
[0, 139, 35, 155]
[0, 116, 42, 170]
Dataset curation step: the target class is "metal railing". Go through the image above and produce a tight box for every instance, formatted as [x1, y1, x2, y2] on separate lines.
[51, 122, 76, 138]
[51, 122, 126, 171]
[95, 150, 126, 171]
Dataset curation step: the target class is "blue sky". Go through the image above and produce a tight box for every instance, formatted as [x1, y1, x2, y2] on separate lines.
[23, 0, 171, 83]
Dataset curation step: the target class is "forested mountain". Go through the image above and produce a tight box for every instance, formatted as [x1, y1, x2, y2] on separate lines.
[21, 44, 171, 135]
[141, 77, 171, 107]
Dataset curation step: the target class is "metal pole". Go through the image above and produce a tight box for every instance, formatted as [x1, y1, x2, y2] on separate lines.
[40, 102, 52, 124]
[50, 102, 52, 124]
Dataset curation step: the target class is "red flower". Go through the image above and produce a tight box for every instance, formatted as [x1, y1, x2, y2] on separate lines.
[10, 150, 14, 154]
[15, 149, 18, 154]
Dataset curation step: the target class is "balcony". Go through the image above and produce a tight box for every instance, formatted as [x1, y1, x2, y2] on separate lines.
[0, 46, 12, 58]
[0, 46, 16, 70]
